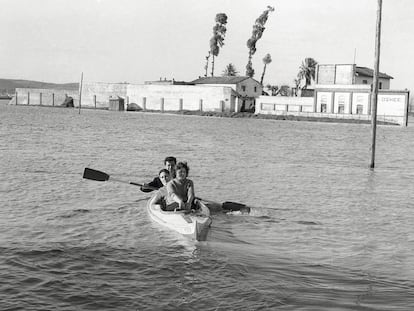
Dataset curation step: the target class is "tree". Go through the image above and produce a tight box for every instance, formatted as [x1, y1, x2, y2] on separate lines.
[266, 84, 279, 96]
[260, 53, 272, 85]
[279, 85, 291, 96]
[222, 63, 239, 76]
[266, 84, 290, 96]
[297, 57, 318, 89]
[245, 6, 275, 77]
[204, 51, 211, 77]
[293, 76, 301, 96]
[208, 13, 228, 77]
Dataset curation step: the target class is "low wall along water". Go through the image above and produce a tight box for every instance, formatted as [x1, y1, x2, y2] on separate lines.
[13, 82, 237, 113]
[11, 82, 410, 126]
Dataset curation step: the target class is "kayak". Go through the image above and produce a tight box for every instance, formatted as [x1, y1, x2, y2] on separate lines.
[147, 197, 212, 241]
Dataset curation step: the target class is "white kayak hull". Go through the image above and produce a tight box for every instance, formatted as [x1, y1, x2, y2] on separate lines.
[147, 198, 212, 241]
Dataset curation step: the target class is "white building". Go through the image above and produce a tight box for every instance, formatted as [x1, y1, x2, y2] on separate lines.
[255, 64, 410, 126]
[190, 76, 263, 112]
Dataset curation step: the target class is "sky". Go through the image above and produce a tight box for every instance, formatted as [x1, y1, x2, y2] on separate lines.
[0, 0, 413, 91]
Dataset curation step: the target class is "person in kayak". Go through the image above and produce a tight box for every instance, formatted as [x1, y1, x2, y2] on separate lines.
[165, 161, 195, 211]
[149, 168, 172, 211]
[140, 156, 177, 192]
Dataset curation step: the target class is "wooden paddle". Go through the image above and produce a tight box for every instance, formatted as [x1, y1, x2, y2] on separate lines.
[82, 167, 158, 190]
[82, 167, 250, 213]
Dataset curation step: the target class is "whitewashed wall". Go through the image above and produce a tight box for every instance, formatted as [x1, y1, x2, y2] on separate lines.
[255, 96, 314, 114]
[126, 84, 235, 112]
[14, 88, 79, 106]
[14, 83, 238, 112]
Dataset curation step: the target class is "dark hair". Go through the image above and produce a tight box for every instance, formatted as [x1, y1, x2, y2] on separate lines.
[164, 156, 177, 164]
[176, 161, 189, 175]
[158, 168, 170, 176]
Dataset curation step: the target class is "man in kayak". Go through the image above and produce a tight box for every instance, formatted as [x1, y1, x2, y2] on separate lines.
[140, 156, 177, 192]
[165, 161, 195, 211]
[149, 168, 172, 210]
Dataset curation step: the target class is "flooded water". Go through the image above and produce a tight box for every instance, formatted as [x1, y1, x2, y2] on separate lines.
[1, 104, 414, 310]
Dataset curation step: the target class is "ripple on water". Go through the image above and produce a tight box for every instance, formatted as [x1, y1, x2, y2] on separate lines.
[1, 105, 414, 309]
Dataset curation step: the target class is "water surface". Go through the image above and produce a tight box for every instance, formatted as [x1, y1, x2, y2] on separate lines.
[1, 104, 414, 310]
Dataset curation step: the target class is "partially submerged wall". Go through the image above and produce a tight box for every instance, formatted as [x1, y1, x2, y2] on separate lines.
[82, 82, 128, 108]
[14, 88, 79, 106]
[127, 84, 234, 112]
[255, 96, 314, 113]
[13, 82, 237, 112]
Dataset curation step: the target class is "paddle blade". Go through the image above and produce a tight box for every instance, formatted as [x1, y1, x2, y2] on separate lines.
[222, 201, 250, 214]
[83, 168, 110, 181]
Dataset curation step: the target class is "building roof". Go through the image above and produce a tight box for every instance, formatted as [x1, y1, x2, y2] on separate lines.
[355, 66, 393, 79]
[190, 76, 252, 85]
[145, 78, 193, 85]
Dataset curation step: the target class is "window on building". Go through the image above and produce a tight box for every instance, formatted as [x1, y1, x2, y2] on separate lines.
[356, 105, 363, 114]
[254, 86, 257, 92]
[320, 95, 327, 113]
[379, 82, 383, 89]
[241, 85, 246, 92]
[337, 95, 345, 114]
[362, 80, 368, 84]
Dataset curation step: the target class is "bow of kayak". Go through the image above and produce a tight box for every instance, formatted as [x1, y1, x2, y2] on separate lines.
[147, 197, 212, 241]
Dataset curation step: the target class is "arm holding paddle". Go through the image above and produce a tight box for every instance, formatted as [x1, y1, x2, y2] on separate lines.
[140, 177, 163, 192]
[140, 156, 177, 192]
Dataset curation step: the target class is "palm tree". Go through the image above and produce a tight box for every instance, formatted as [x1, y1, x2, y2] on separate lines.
[222, 63, 239, 76]
[245, 6, 275, 77]
[260, 53, 272, 85]
[209, 13, 228, 76]
[298, 58, 318, 89]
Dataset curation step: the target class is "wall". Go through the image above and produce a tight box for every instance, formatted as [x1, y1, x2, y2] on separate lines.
[13, 83, 237, 112]
[377, 91, 409, 119]
[316, 64, 391, 90]
[255, 96, 314, 113]
[126, 84, 235, 112]
[14, 88, 79, 106]
[82, 82, 128, 108]
[314, 85, 409, 125]
[354, 76, 391, 89]
[195, 78, 262, 112]
[316, 64, 355, 85]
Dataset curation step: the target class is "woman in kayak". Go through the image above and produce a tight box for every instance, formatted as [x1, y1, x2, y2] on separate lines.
[165, 161, 195, 211]
[150, 162, 195, 212]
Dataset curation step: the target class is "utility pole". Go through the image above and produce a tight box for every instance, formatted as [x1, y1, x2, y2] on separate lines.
[353, 48, 357, 64]
[370, 0, 382, 169]
[78, 72, 83, 115]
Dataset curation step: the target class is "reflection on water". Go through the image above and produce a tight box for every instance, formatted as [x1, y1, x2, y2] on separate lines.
[1, 105, 414, 310]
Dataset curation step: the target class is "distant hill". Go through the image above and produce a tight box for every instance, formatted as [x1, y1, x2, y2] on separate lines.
[0, 78, 78, 95]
